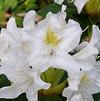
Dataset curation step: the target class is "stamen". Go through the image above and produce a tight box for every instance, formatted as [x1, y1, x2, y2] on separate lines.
[50, 49, 53, 55]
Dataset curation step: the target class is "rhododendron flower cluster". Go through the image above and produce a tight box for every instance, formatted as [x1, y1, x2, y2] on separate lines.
[0, 2, 100, 101]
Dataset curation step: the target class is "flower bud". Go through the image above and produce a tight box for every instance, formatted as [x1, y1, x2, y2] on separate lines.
[85, 0, 100, 16]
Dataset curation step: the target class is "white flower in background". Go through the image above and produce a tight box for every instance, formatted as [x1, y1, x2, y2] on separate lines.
[73, 25, 100, 71]
[28, 8, 82, 90]
[54, 0, 90, 14]
[74, 0, 90, 13]
[55, 0, 64, 4]
[63, 61, 100, 101]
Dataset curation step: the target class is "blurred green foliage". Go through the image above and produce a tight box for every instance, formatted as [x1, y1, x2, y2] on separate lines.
[0, 0, 55, 28]
[0, 0, 37, 28]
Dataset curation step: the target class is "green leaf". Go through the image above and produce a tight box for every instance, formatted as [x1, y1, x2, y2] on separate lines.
[4, 0, 18, 11]
[0, 74, 11, 88]
[37, 3, 61, 17]
[39, 95, 63, 101]
[41, 68, 66, 86]
[40, 68, 67, 96]
[93, 93, 100, 101]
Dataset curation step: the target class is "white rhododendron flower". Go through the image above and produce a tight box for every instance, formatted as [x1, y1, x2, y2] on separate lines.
[0, 9, 82, 100]
[0, 3, 99, 101]
[28, 8, 82, 90]
[54, 0, 90, 13]
[63, 62, 100, 101]
[63, 26, 100, 101]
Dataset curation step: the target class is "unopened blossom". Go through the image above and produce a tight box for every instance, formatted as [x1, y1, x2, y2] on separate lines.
[0, 12, 50, 101]
[28, 8, 82, 90]
[85, 0, 100, 17]
[55, 0, 90, 13]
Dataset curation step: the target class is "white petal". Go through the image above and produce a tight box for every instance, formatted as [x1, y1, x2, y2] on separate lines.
[50, 54, 81, 90]
[46, 12, 63, 29]
[23, 10, 36, 30]
[90, 25, 100, 44]
[80, 90, 94, 101]
[62, 88, 74, 100]
[38, 11, 66, 30]
[0, 67, 16, 81]
[0, 28, 18, 46]
[50, 53, 80, 73]
[58, 19, 82, 52]
[74, 55, 96, 71]
[87, 69, 100, 93]
[0, 29, 10, 55]
[81, 80, 100, 94]
[74, 0, 89, 13]
[91, 25, 100, 50]
[73, 44, 98, 63]
[95, 61, 100, 73]
[70, 94, 83, 101]
[74, 42, 88, 51]
[29, 51, 49, 72]
[0, 86, 22, 98]
[26, 86, 38, 101]
[7, 17, 17, 32]
[1, 26, 22, 49]
[6, 17, 22, 45]
[55, 0, 64, 5]
[36, 77, 50, 90]
[73, 44, 98, 71]
[63, 88, 84, 101]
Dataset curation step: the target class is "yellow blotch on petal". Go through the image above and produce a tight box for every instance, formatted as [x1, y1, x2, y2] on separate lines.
[81, 74, 89, 81]
[44, 28, 61, 47]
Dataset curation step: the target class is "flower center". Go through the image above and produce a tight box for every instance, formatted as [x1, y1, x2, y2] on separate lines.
[44, 28, 61, 47]
[81, 74, 89, 81]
